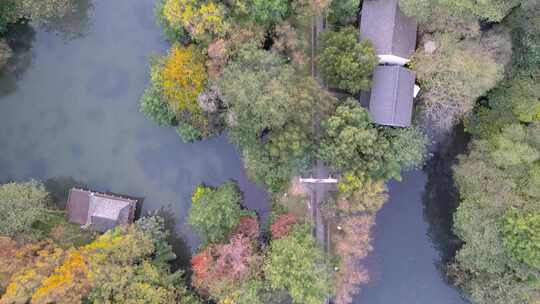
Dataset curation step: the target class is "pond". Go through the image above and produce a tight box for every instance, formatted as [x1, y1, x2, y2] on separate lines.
[0, 0, 270, 265]
[0, 0, 468, 302]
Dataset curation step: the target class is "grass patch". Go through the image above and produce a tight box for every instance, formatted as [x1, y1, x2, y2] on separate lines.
[30, 210, 95, 248]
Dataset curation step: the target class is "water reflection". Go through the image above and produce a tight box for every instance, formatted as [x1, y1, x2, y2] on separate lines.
[152, 207, 192, 271]
[353, 169, 469, 304]
[41, 0, 94, 40]
[0, 24, 35, 97]
[422, 125, 470, 264]
[44, 176, 87, 208]
[0, 0, 269, 254]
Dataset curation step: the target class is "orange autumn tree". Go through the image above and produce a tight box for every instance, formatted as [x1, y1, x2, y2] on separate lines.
[159, 44, 207, 120]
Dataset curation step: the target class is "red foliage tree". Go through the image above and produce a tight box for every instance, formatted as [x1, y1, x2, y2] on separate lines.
[190, 217, 261, 298]
[191, 249, 214, 295]
[232, 216, 259, 239]
[270, 213, 298, 239]
[213, 234, 259, 283]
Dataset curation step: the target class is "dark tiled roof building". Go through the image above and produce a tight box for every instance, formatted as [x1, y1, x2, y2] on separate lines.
[358, 0, 419, 127]
[66, 188, 137, 232]
[360, 0, 417, 65]
[367, 66, 416, 127]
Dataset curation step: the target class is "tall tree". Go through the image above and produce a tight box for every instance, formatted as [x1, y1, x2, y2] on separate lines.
[264, 225, 330, 304]
[188, 182, 243, 245]
[317, 27, 378, 94]
[318, 100, 401, 181]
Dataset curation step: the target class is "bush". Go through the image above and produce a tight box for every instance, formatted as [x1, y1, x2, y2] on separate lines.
[501, 209, 540, 269]
[176, 122, 203, 143]
[140, 86, 176, 127]
[0, 181, 49, 237]
[188, 182, 242, 245]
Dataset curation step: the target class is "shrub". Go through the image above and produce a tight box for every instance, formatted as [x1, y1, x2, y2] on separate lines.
[0, 181, 49, 237]
[140, 86, 176, 127]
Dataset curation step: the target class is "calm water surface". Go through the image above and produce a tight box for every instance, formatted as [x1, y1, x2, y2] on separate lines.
[354, 129, 470, 304]
[0, 0, 467, 302]
[0, 0, 269, 254]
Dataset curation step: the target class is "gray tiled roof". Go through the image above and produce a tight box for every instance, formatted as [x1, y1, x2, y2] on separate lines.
[368, 66, 416, 127]
[66, 188, 137, 232]
[91, 215, 118, 232]
[360, 0, 417, 58]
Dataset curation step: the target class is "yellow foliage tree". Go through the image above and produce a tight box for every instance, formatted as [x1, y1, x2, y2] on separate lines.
[31, 251, 90, 304]
[28, 226, 154, 304]
[159, 44, 207, 120]
[163, 0, 229, 40]
[337, 173, 389, 214]
[0, 240, 64, 304]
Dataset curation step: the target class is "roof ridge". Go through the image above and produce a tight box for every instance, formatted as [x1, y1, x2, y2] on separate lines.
[391, 66, 399, 124]
[390, 0, 398, 56]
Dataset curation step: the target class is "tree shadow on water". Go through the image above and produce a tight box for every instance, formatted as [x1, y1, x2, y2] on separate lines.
[0, 23, 35, 97]
[44, 176, 87, 209]
[41, 0, 94, 40]
[422, 124, 470, 266]
[150, 206, 192, 272]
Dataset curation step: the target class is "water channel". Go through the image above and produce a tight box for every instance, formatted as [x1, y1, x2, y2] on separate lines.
[0, 0, 469, 303]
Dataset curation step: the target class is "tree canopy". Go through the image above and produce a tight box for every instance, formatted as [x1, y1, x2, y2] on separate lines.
[317, 27, 378, 94]
[319, 99, 427, 187]
[264, 224, 330, 304]
[399, 0, 520, 23]
[0, 181, 49, 237]
[188, 182, 243, 245]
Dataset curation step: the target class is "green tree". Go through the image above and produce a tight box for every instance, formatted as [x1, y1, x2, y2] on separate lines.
[264, 225, 330, 304]
[399, 0, 520, 23]
[328, 0, 359, 26]
[0, 181, 49, 237]
[318, 100, 401, 181]
[0, 1, 18, 34]
[465, 74, 540, 140]
[452, 121, 540, 304]
[244, 0, 288, 24]
[140, 86, 176, 127]
[0, 39, 12, 69]
[502, 209, 540, 269]
[218, 45, 295, 148]
[188, 182, 242, 244]
[384, 126, 428, 171]
[218, 46, 336, 192]
[507, 0, 540, 74]
[317, 27, 378, 94]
